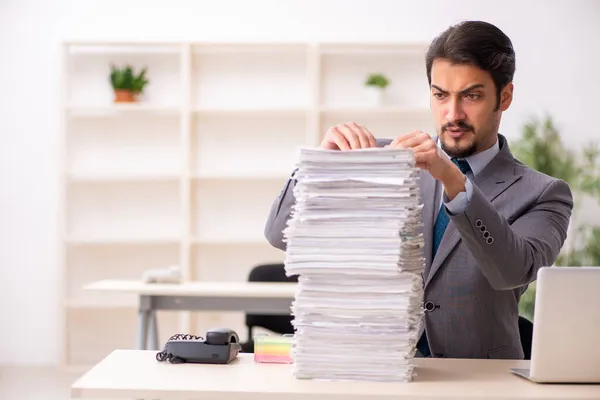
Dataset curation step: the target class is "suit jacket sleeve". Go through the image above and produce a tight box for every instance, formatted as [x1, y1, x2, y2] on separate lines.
[449, 179, 573, 290]
[264, 176, 297, 251]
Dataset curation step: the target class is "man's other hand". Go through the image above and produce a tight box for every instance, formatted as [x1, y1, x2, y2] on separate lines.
[388, 130, 466, 199]
[320, 122, 377, 150]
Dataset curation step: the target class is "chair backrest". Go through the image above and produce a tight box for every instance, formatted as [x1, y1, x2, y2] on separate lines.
[245, 263, 297, 335]
[518, 315, 533, 360]
[247, 263, 297, 283]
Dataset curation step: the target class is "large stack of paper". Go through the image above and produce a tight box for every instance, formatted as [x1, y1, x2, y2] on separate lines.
[283, 147, 426, 382]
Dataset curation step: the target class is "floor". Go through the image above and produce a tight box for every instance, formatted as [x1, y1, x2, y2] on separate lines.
[0, 366, 88, 400]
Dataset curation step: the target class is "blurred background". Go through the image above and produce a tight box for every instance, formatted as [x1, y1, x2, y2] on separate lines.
[0, 0, 599, 389]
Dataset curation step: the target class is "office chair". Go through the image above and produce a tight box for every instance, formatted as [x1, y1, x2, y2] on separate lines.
[241, 263, 298, 353]
[518, 315, 533, 360]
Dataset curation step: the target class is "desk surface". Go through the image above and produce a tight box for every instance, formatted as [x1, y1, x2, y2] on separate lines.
[71, 350, 600, 400]
[84, 280, 297, 298]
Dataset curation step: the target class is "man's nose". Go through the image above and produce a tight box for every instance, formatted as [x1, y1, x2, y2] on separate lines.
[446, 98, 466, 122]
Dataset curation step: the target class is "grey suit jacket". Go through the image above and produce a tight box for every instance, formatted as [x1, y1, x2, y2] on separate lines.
[264, 134, 573, 359]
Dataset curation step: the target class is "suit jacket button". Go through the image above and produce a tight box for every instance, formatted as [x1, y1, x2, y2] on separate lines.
[424, 301, 437, 312]
[486, 237, 494, 244]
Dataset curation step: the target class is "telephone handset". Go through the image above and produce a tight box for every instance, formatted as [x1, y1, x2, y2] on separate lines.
[156, 328, 242, 364]
[205, 328, 239, 346]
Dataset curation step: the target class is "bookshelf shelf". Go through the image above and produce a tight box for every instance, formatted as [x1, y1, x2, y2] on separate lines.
[190, 45, 309, 110]
[66, 43, 182, 55]
[191, 43, 308, 55]
[65, 237, 181, 245]
[66, 104, 180, 118]
[192, 173, 290, 180]
[192, 107, 308, 116]
[190, 112, 305, 177]
[318, 42, 429, 55]
[60, 40, 431, 367]
[319, 105, 431, 116]
[66, 180, 181, 241]
[191, 237, 271, 245]
[320, 51, 429, 109]
[66, 302, 137, 310]
[67, 172, 181, 183]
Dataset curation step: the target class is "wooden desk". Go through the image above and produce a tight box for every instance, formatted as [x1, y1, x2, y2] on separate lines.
[84, 280, 297, 350]
[71, 350, 600, 400]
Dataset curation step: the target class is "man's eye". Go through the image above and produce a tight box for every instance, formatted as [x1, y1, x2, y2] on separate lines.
[466, 93, 481, 100]
[433, 93, 446, 99]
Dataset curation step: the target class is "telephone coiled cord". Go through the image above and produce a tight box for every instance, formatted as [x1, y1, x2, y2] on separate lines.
[155, 333, 204, 363]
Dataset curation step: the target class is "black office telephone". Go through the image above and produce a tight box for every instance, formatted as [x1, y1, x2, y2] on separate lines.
[156, 328, 242, 364]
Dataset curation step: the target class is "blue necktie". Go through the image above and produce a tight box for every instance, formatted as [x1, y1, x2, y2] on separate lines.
[417, 158, 470, 358]
[431, 158, 471, 258]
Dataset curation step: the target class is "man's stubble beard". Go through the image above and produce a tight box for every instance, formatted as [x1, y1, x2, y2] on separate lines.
[440, 132, 478, 159]
[438, 119, 479, 159]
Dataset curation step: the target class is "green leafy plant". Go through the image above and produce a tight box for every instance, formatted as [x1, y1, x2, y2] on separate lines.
[556, 225, 600, 266]
[110, 65, 149, 94]
[511, 114, 600, 320]
[365, 73, 390, 89]
[511, 116, 599, 193]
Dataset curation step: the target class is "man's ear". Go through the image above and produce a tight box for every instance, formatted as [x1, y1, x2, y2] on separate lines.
[499, 82, 513, 111]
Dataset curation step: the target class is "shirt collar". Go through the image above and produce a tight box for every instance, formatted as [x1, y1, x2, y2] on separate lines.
[437, 136, 500, 177]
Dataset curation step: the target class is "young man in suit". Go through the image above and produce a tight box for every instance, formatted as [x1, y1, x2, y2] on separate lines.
[264, 20, 573, 359]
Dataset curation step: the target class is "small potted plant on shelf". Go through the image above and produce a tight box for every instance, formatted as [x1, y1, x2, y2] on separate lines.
[364, 73, 390, 106]
[109, 64, 149, 103]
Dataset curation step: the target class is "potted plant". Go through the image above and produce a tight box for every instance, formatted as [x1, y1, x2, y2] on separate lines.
[364, 73, 390, 106]
[109, 64, 149, 103]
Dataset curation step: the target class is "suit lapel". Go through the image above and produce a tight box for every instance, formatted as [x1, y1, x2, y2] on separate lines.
[419, 169, 437, 273]
[424, 135, 524, 288]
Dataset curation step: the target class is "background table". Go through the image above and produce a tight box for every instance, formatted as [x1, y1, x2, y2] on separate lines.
[84, 280, 297, 350]
[71, 350, 600, 400]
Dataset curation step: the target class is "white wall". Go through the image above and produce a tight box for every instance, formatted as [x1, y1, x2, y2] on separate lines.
[0, 0, 598, 365]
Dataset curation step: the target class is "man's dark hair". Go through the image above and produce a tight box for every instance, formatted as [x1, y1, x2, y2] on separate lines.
[425, 21, 516, 110]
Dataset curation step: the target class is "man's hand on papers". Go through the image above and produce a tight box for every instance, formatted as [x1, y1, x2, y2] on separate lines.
[320, 122, 377, 150]
[387, 131, 466, 200]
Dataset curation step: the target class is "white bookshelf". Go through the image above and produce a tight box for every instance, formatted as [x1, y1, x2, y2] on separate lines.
[59, 40, 435, 367]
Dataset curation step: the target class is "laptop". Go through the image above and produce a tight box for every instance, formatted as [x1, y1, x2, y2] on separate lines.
[511, 266, 600, 383]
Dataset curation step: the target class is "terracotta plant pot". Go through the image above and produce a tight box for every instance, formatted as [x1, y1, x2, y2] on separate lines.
[114, 90, 137, 103]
